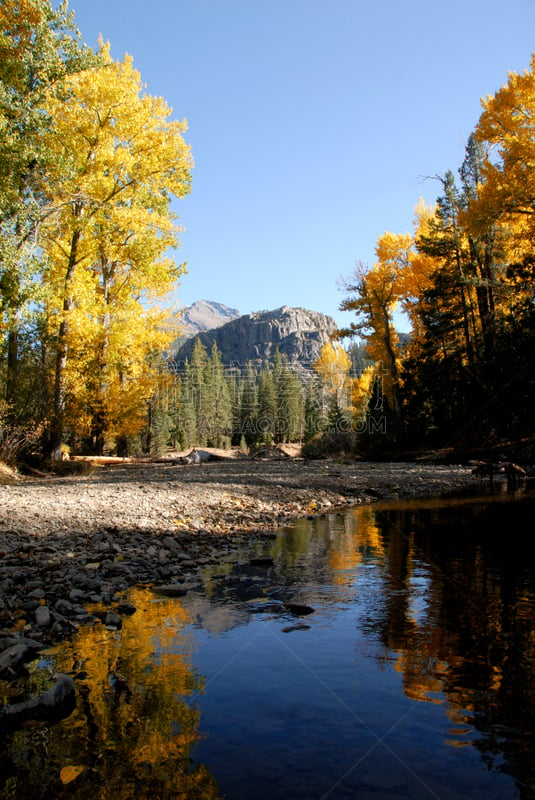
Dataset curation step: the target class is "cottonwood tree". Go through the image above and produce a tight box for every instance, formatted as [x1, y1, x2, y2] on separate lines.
[0, 0, 92, 413]
[40, 43, 192, 457]
[312, 341, 352, 411]
[338, 234, 413, 432]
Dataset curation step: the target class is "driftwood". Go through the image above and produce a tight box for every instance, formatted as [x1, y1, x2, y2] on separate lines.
[471, 461, 528, 486]
[252, 445, 290, 460]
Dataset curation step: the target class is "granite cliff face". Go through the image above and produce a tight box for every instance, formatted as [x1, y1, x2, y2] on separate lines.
[172, 306, 337, 371]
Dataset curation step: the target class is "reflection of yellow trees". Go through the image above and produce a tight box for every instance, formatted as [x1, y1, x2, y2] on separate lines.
[269, 508, 385, 590]
[370, 506, 535, 793]
[1, 588, 219, 799]
[328, 507, 384, 585]
[394, 645, 451, 704]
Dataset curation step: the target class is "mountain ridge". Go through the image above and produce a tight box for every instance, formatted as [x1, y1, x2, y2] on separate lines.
[171, 304, 337, 372]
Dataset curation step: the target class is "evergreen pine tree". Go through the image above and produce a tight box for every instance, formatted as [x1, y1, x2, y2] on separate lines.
[257, 368, 277, 445]
[238, 364, 259, 447]
[304, 378, 325, 442]
[204, 343, 232, 447]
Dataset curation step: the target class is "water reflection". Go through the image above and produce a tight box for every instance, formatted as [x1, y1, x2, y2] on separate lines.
[372, 496, 535, 796]
[0, 590, 218, 800]
[1, 492, 535, 798]
[192, 494, 535, 798]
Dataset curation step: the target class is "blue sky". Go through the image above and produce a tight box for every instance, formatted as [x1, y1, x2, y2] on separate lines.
[69, 0, 535, 331]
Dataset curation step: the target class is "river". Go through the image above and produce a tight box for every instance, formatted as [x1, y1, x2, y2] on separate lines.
[1, 485, 535, 799]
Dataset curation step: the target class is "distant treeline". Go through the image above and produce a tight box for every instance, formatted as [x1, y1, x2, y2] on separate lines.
[142, 341, 370, 456]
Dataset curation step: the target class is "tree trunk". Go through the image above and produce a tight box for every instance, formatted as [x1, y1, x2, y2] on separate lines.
[48, 227, 81, 460]
[380, 307, 403, 435]
[5, 325, 18, 407]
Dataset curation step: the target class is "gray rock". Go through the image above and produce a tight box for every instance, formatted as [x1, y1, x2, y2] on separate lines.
[172, 306, 336, 375]
[104, 612, 122, 630]
[0, 673, 76, 731]
[0, 636, 19, 653]
[162, 536, 179, 550]
[0, 639, 45, 680]
[35, 605, 52, 627]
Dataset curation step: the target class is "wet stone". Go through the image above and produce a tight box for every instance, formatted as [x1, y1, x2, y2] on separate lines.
[104, 611, 122, 630]
[55, 599, 76, 616]
[25, 580, 45, 592]
[281, 623, 311, 633]
[151, 583, 194, 598]
[115, 602, 136, 616]
[28, 588, 46, 600]
[69, 589, 88, 603]
[249, 557, 274, 567]
[284, 603, 315, 616]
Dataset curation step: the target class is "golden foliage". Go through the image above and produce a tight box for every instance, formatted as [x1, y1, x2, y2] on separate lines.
[40, 42, 193, 443]
[59, 765, 85, 785]
[312, 340, 352, 407]
[350, 363, 377, 419]
[48, 589, 219, 799]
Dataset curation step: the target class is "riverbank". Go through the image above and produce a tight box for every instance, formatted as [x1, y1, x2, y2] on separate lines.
[1, 458, 482, 659]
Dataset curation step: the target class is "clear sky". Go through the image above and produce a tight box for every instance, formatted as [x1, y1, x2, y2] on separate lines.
[68, 0, 535, 331]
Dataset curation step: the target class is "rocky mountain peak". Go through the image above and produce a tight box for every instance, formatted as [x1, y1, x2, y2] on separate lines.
[172, 305, 337, 372]
[169, 300, 240, 352]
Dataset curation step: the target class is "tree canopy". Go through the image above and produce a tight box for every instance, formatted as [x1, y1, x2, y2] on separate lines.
[339, 56, 535, 452]
[0, 4, 193, 460]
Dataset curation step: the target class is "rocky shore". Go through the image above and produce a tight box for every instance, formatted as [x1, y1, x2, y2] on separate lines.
[0, 457, 483, 678]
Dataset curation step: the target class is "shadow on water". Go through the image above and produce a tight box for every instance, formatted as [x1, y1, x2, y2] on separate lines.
[2, 487, 535, 799]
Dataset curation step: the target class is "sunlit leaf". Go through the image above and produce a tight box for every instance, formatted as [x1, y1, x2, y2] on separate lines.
[60, 765, 85, 784]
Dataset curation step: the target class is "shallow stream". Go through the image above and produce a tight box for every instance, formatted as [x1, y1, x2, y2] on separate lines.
[2, 487, 535, 799]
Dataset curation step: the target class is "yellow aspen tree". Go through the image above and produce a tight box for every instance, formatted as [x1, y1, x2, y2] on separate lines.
[400, 200, 437, 335]
[473, 55, 535, 238]
[340, 232, 413, 429]
[40, 42, 193, 456]
[312, 341, 352, 410]
[350, 363, 377, 420]
[0, 0, 92, 411]
[463, 58, 535, 323]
